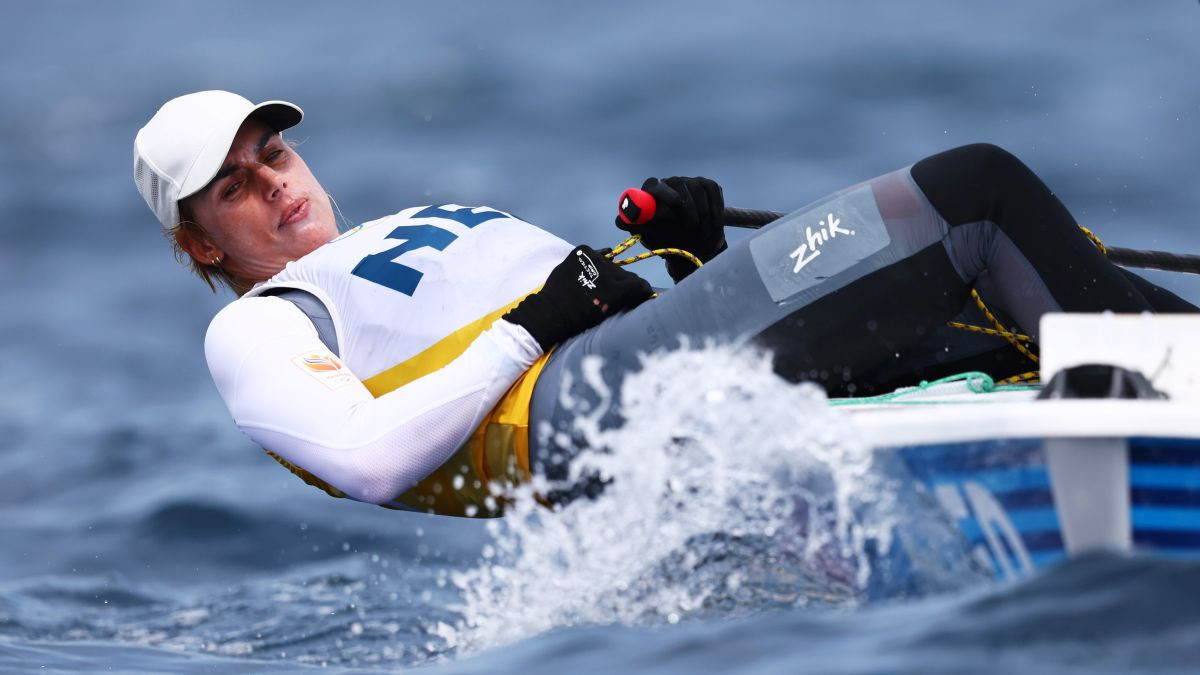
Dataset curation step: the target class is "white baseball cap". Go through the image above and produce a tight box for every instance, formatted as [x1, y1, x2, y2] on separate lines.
[133, 90, 303, 228]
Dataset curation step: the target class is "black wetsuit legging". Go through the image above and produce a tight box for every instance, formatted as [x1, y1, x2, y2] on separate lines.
[528, 143, 1196, 482]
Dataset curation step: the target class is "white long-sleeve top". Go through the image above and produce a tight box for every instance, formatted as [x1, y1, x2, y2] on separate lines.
[203, 205, 573, 505]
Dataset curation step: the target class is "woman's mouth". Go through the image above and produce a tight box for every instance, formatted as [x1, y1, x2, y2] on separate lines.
[280, 199, 310, 228]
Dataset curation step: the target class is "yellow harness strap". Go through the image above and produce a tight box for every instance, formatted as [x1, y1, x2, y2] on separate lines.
[264, 293, 548, 517]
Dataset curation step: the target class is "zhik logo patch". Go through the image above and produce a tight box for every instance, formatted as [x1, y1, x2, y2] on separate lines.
[748, 183, 891, 303]
[788, 212, 855, 273]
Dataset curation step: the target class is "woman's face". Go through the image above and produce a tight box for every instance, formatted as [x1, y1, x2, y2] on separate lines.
[182, 118, 338, 283]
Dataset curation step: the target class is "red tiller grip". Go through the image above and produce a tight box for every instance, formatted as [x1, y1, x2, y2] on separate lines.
[617, 187, 656, 225]
[619, 187, 786, 230]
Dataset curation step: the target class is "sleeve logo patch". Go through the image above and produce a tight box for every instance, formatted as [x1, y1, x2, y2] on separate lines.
[292, 352, 356, 390]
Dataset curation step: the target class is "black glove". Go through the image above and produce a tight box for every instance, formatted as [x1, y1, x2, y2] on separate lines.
[504, 245, 654, 351]
[616, 176, 727, 283]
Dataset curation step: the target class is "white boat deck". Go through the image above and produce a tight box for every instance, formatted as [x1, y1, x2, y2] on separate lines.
[833, 379, 1200, 448]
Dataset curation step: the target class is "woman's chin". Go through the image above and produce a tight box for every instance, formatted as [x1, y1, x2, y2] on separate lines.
[282, 219, 338, 255]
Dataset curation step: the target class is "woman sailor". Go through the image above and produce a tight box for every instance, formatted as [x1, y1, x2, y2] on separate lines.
[133, 91, 1194, 516]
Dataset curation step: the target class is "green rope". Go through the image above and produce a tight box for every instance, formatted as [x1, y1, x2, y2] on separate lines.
[828, 371, 1040, 407]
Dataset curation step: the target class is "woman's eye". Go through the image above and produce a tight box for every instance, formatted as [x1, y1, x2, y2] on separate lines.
[223, 182, 241, 199]
[266, 149, 284, 162]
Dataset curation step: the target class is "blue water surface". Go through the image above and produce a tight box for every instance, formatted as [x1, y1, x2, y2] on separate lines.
[3, 1, 1200, 672]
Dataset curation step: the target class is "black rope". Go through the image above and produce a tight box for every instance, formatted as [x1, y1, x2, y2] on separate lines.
[723, 207, 787, 228]
[722, 206, 1200, 276]
[1104, 247, 1200, 275]
[722, 206, 782, 227]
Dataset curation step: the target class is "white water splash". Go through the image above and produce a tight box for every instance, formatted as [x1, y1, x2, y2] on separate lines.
[447, 345, 903, 653]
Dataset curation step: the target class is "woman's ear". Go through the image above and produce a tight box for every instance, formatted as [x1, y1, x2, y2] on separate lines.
[175, 224, 225, 266]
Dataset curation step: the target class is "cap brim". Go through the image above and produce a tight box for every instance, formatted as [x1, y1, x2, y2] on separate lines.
[177, 99, 304, 200]
[248, 100, 303, 133]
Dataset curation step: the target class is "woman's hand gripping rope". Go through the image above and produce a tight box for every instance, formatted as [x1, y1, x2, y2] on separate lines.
[504, 245, 655, 351]
[612, 177, 727, 283]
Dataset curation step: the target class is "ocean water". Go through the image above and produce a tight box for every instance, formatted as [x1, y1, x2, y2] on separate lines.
[3, 1, 1200, 672]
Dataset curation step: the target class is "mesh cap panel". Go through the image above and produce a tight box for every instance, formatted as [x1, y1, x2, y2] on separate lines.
[133, 153, 178, 227]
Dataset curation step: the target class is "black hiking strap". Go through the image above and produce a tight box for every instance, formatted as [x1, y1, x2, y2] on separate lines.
[261, 288, 340, 357]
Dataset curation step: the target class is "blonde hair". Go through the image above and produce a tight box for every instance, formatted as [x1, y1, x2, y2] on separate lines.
[166, 200, 252, 296]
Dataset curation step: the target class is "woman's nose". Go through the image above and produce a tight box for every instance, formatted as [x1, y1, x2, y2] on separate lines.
[252, 165, 287, 199]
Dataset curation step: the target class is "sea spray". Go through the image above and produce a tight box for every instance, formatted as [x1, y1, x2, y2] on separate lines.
[446, 345, 911, 653]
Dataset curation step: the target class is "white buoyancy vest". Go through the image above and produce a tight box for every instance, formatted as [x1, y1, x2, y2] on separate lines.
[242, 204, 573, 515]
[248, 204, 572, 381]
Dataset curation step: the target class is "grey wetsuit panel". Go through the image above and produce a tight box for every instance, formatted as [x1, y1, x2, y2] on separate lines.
[262, 288, 341, 356]
[944, 221, 1061, 341]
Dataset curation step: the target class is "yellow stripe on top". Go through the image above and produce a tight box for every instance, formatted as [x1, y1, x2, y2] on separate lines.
[361, 291, 536, 395]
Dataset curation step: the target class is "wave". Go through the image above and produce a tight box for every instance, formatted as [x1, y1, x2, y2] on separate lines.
[446, 346, 985, 654]
[437, 554, 1200, 675]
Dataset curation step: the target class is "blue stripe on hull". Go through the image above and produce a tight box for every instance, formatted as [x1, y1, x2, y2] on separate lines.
[1129, 466, 1200, 490]
[1131, 488, 1200, 507]
[905, 466, 1051, 494]
[1030, 550, 1068, 568]
[1130, 507, 1200, 531]
[1133, 529, 1200, 550]
[1129, 438, 1200, 465]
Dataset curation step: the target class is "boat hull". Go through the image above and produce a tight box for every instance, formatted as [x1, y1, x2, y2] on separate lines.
[892, 435, 1200, 580]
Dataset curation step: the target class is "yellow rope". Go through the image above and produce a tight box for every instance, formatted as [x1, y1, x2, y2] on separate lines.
[1077, 225, 1107, 255]
[607, 234, 641, 258]
[603, 235, 704, 300]
[965, 289, 1039, 364]
[603, 223, 1113, 388]
[997, 371, 1040, 385]
[605, 235, 705, 269]
[944, 321, 1032, 343]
